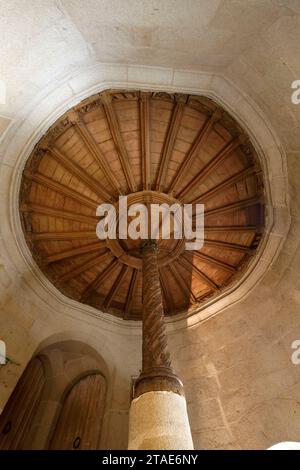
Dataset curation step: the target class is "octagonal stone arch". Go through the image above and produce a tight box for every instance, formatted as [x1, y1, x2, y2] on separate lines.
[35, 338, 110, 450]
[36, 338, 110, 404]
[0, 65, 290, 331]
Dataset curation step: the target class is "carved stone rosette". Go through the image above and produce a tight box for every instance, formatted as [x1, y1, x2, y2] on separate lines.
[134, 241, 184, 398]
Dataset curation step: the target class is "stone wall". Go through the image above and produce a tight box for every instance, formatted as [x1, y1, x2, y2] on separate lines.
[0, 2, 300, 447]
[168, 150, 300, 449]
[0, 288, 141, 449]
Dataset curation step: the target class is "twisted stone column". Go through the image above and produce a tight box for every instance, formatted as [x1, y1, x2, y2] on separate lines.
[128, 241, 194, 449]
[134, 241, 183, 398]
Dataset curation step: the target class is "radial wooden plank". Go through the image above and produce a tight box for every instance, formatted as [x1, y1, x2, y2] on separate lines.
[168, 263, 197, 303]
[203, 196, 261, 218]
[204, 225, 257, 232]
[156, 98, 185, 191]
[178, 137, 241, 199]
[45, 242, 106, 264]
[204, 239, 254, 253]
[177, 255, 219, 291]
[140, 92, 151, 190]
[186, 251, 237, 273]
[101, 92, 137, 192]
[124, 269, 138, 318]
[71, 114, 122, 195]
[47, 146, 113, 202]
[59, 250, 112, 282]
[81, 259, 119, 301]
[24, 170, 99, 209]
[191, 166, 256, 204]
[27, 231, 97, 241]
[20, 203, 97, 226]
[168, 111, 219, 193]
[103, 264, 129, 309]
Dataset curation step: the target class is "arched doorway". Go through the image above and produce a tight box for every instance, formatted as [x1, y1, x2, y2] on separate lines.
[0, 340, 109, 449]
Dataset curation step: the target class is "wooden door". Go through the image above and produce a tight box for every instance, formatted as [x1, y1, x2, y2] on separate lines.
[49, 373, 106, 450]
[0, 357, 45, 449]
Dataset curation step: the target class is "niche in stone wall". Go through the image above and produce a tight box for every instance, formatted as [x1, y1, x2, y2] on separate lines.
[0, 340, 109, 449]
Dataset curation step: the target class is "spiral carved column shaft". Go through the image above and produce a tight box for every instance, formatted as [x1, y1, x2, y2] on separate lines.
[134, 241, 184, 398]
[142, 242, 171, 370]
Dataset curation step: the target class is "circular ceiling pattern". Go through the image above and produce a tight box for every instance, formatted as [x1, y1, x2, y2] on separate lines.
[19, 90, 265, 320]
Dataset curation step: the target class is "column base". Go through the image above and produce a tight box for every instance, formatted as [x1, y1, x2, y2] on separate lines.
[134, 367, 184, 398]
[128, 390, 194, 450]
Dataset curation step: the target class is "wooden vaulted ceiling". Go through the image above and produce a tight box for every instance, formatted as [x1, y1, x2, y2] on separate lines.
[19, 90, 265, 320]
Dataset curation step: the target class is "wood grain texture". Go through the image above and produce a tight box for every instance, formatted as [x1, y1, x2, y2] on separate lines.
[0, 357, 45, 450]
[20, 90, 265, 320]
[49, 374, 106, 450]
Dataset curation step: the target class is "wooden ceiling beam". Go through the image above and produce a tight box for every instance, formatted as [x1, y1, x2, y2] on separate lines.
[204, 225, 257, 232]
[156, 97, 185, 191]
[140, 92, 151, 190]
[103, 264, 129, 309]
[59, 250, 111, 282]
[187, 251, 236, 273]
[81, 258, 118, 301]
[124, 268, 138, 319]
[69, 112, 122, 195]
[203, 196, 261, 218]
[168, 111, 219, 194]
[177, 255, 219, 290]
[204, 239, 253, 253]
[101, 92, 137, 192]
[168, 263, 197, 303]
[45, 241, 106, 264]
[20, 203, 97, 226]
[46, 146, 113, 202]
[27, 231, 97, 241]
[178, 137, 241, 199]
[23, 170, 99, 210]
[191, 166, 256, 204]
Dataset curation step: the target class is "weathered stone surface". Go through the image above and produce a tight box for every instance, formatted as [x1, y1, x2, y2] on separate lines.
[128, 391, 193, 450]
